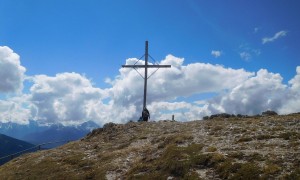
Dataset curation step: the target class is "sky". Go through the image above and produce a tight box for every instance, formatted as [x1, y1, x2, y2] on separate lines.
[0, 0, 300, 126]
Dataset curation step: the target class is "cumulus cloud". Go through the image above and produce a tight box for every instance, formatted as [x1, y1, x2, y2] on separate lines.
[112, 55, 253, 106]
[23, 55, 253, 124]
[278, 66, 300, 114]
[211, 50, 222, 58]
[207, 69, 287, 115]
[114, 61, 300, 120]
[0, 95, 32, 124]
[1, 46, 300, 125]
[97, 55, 253, 122]
[29, 72, 109, 125]
[147, 67, 300, 120]
[262, 30, 287, 44]
[0, 46, 26, 93]
[25, 63, 300, 124]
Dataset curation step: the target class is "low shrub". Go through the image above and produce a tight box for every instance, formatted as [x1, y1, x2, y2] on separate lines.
[263, 163, 281, 176]
[232, 163, 261, 180]
[237, 136, 252, 143]
[284, 168, 300, 180]
[206, 146, 217, 152]
[216, 160, 241, 179]
[262, 110, 278, 116]
[126, 143, 205, 178]
[157, 134, 194, 148]
[279, 131, 300, 140]
[228, 151, 244, 160]
[246, 152, 265, 162]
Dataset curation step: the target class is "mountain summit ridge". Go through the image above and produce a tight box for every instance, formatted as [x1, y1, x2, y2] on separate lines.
[0, 113, 299, 179]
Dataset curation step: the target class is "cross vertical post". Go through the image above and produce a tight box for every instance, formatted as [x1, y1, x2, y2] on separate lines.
[143, 41, 148, 109]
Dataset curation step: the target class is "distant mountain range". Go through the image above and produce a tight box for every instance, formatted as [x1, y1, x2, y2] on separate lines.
[0, 134, 35, 165]
[0, 120, 100, 148]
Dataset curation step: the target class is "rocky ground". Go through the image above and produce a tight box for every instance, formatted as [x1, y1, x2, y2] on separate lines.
[0, 113, 299, 179]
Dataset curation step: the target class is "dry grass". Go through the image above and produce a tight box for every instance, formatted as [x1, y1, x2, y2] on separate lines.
[0, 114, 299, 179]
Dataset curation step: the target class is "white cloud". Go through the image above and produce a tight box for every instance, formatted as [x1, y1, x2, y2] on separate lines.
[262, 30, 287, 44]
[1, 46, 300, 125]
[26, 72, 139, 126]
[115, 64, 300, 120]
[278, 66, 300, 114]
[238, 44, 261, 61]
[148, 101, 211, 121]
[26, 55, 253, 124]
[211, 50, 222, 58]
[0, 95, 32, 124]
[288, 66, 300, 91]
[0, 46, 26, 93]
[112, 55, 253, 106]
[240, 52, 251, 61]
[100, 55, 253, 122]
[207, 69, 287, 115]
[29, 72, 108, 125]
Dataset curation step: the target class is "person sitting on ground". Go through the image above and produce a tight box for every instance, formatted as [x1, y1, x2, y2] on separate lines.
[142, 107, 150, 122]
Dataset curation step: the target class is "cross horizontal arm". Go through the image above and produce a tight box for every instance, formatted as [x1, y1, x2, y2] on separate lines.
[122, 65, 171, 68]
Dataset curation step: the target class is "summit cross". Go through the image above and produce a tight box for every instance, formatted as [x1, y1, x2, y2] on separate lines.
[122, 41, 171, 110]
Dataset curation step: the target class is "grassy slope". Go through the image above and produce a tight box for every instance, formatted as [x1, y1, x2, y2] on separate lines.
[0, 114, 299, 179]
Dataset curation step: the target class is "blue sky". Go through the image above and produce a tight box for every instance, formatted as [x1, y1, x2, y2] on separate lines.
[0, 0, 300, 125]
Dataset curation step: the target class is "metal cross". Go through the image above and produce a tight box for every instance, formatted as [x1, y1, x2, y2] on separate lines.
[122, 41, 171, 110]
